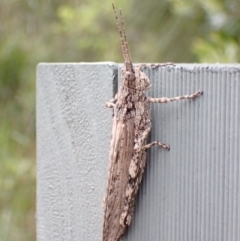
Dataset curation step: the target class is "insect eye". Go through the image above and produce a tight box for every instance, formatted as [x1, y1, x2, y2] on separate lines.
[125, 71, 135, 81]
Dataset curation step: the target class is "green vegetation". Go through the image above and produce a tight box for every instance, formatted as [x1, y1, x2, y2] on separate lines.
[0, 0, 239, 240]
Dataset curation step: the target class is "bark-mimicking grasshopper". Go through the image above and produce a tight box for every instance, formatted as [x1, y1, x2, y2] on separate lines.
[102, 4, 203, 241]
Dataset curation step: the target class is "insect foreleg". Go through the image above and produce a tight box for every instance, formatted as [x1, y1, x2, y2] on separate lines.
[147, 90, 203, 104]
[139, 63, 175, 69]
[106, 94, 118, 108]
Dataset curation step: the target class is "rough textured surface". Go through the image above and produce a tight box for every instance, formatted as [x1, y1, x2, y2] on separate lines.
[37, 64, 240, 241]
[37, 63, 117, 241]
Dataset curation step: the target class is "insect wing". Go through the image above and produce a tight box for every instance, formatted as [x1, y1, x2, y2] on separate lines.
[103, 117, 135, 241]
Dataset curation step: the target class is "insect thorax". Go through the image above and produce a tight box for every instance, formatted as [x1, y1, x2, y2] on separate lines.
[121, 66, 151, 91]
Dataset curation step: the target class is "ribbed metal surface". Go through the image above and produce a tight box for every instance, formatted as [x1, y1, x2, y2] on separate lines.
[125, 64, 240, 241]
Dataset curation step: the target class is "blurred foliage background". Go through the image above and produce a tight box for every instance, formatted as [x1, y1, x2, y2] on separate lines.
[0, 0, 239, 240]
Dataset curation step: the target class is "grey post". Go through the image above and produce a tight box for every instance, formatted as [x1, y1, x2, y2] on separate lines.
[37, 63, 240, 241]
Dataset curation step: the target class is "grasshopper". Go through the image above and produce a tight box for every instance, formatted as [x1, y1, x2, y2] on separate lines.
[102, 4, 202, 241]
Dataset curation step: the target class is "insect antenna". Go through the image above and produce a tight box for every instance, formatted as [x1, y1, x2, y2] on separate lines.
[119, 9, 132, 64]
[112, 3, 132, 69]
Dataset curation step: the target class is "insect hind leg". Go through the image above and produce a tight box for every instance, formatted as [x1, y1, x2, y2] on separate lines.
[134, 126, 170, 151]
[142, 141, 170, 151]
